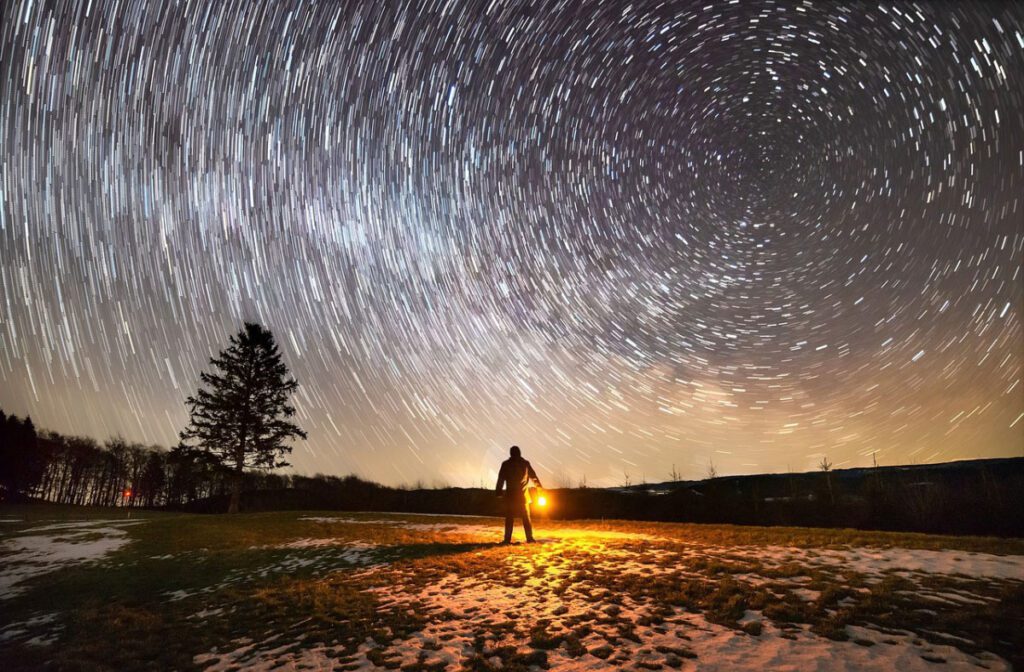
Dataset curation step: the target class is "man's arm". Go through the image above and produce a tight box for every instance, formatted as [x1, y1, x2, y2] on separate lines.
[495, 462, 506, 494]
[527, 462, 543, 489]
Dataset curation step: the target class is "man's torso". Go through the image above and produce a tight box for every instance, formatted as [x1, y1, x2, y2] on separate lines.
[501, 457, 532, 497]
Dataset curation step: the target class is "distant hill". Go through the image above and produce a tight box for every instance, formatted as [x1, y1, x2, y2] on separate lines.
[588, 456, 1024, 536]
[611, 457, 1024, 495]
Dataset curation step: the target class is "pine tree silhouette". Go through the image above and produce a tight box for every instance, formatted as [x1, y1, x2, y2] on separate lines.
[180, 322, 307, 513]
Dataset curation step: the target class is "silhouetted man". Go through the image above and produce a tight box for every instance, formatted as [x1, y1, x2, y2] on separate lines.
[495, 445, 543, 544]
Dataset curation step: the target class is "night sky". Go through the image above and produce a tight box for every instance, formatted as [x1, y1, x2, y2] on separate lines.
[2, 1, 1022, 487]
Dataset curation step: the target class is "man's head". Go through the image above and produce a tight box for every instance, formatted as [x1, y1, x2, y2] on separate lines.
[509, 445, 521, 458]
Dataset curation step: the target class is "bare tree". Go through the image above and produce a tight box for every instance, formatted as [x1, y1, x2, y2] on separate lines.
[707, 459, 718, 480]
[669, 464, 682, 483]
[819, 456, 835, 505]
[622, 471, 632, 488]
[551, 470, 574, 489]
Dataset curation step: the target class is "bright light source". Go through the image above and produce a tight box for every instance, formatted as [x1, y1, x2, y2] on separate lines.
[537, 495, 548, 507]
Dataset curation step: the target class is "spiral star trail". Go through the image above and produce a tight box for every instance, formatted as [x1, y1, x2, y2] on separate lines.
[1, 0, 1022, 487]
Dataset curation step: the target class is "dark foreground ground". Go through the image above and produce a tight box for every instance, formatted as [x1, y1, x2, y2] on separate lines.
[1, 505, 1022, 670]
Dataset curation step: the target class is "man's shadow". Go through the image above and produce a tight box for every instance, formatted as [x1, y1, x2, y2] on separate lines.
[381, 542, 497, 562]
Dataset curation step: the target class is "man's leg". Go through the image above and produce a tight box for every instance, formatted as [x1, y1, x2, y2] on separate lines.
[522, 502, 535, 542]
[503, 499, 514, 543]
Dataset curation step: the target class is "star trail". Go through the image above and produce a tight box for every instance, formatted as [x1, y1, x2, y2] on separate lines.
[2, 0, 1022, 487]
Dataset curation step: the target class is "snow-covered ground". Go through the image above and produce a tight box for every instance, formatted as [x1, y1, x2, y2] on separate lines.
[0, 519, 143, 599]
[192, 523, 1023, 671]
[0, 612, 61, 647]
[794, 545, 1024, 581]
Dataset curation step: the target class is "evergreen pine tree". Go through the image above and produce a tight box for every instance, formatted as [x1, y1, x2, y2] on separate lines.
[0, 413, 44, 499]
[180, 322, 307, 513]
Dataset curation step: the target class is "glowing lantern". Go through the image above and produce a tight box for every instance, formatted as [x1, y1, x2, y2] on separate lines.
[123, 489, 132, 498]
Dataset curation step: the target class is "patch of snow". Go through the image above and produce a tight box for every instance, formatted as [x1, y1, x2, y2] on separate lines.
[0, 612, 58, 642]
[195, 638, 342, 671]
[299, 516, 401, 525]
[774, 546, 1024, 581]
[376, 511, 495, 520]
[164, 542, 382, 603]
[0, 612, 62, 647]
[0, 524, 139, 599]
[648, 617, 1010, 672]
[20, 519, 146, 533]
[404, 523, 498, 535]
[246, 542, 380, 577]
[279, 537, 343, 549]
[790, 587, 821, 602]
[24, 632, 61, 647]
[166, 589, 197, 602]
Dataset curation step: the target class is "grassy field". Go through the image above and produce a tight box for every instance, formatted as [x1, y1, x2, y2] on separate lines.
[1, 504, 1022, 671]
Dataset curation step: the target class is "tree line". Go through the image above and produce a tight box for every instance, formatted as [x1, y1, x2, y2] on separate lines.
[1, 410, 211, 507]
[0, 409, 315, 508]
